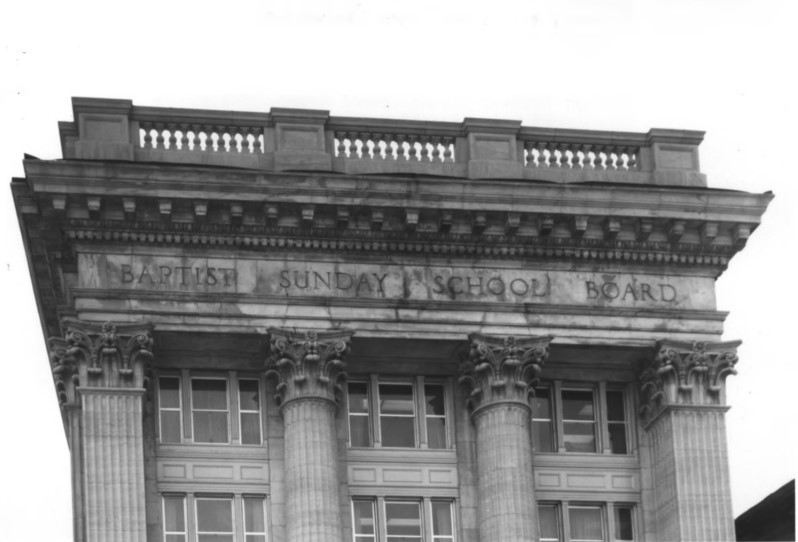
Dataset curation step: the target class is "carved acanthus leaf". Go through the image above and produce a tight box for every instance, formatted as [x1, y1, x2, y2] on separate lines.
[48, 320, 154, 406]
[639, 339, 740, 425]
[459, 333, 553, 413]
[265, 328, 354, 408]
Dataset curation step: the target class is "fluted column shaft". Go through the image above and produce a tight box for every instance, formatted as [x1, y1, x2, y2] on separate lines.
[460, 333, 553, 542]
[474, 402, 538, 541]
[640, 340, 740, 541]
[266, 328, 353, 542]
[49, 320, 154, 542]
[283, 397, 342, 542]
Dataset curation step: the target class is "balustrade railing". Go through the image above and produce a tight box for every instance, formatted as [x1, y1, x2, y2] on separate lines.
[333, 131, 456, 162]
[138, 121, 265, 154]
[63, 98, 706, 186]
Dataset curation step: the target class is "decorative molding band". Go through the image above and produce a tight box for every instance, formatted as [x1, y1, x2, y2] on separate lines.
[639, 339, 741, 427]
[265, 327, 354, 409]
[63, 222, 737, 268]
[459, 333, 553, 414]
[49, 319, 154, 406]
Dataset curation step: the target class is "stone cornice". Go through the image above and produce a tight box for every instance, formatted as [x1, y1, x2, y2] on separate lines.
[48, 319, 154, 407]
[265, 328, 354, 409]
[639, 339, 741, 427]
[459, 334, 553, 415]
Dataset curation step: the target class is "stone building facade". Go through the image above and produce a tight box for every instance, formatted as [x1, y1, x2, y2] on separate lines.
[12, 98, 772, 542]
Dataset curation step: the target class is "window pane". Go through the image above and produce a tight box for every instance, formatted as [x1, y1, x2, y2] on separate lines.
[425, 385, 445, 416]
[614, 507, 634, 540]
[192, 379, 227, 410]
[161, 411, 181, 443]
[609, 423, 628, 455]
[246, 536, 266, 542]
[381, 416, 416, 447]
[196, 499, 233, 532]
[244, 498, 265, 532]
[431, 501, 452, 536]
[350, 415, 371, 447]
[538, 505, 559, 541]
[193, 412, 228, 443]
[239, 380, 260, 411]
[379, 384, 414, 415]
[532, 388, 551, 419]
[532, 420, 554, 452]
[348, 383, 369, 413]
[606, 391, 625, 422]
[166, 535, 186, 542]
[569, 507, 603, 541]
[197, 536, 234, 542]
[163, 496, 185, 531]
[563, 422, 596, 452]
[426, 417, 447, 449]
[562, 390, 594, 420]
[159, 378, 180, 408]
[241, 412, 261, 445]
[385, 502, 421, 536]
[352, 501, 376, 535]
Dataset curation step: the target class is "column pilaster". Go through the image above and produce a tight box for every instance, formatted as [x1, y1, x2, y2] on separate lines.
[459, 333, 553, 542]
[639, 339, 740, 542]
[49, 319, 154, 542]
[265, 328, 353, 542]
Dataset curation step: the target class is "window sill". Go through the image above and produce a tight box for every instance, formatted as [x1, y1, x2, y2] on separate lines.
[346, 447, 458, 464]
[533, 452, 639, 469]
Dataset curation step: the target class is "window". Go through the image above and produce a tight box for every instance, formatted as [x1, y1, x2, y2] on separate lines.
[347, 378, 450, 449]
[159, 377, 182, 444]
[537, 503, 636, 542]
[239, 379, 262, 445]
[162, 495, 267, 542]
[157, 373, 264, 445]
[196, 497, 234, 542]
[351, 499, 454, 542]
[531, 383, 630, 455]
[163, 495, 187, 542]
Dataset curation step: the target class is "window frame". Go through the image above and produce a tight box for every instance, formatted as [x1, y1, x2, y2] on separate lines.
[532, 381, 632, 455]
[161, 494, 268, 542]
[238, 378, 263, 446]
[346, 376, 452, 450]
[158, 376, 184, 444]
[190, 376, 231, 445]
[162, 494, 187, 542]
[350, 498, 456, 542]
[537, 502, 638, 542]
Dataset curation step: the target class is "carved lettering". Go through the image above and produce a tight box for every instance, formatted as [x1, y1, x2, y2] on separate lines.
[121, 264, 135, 284]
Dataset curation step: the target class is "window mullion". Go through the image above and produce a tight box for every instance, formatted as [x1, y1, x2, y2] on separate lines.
[417, 376, 428, 449]
[371, 375, 382, 448]
[234, 494, 244, 541]
[598, 382, 611, 454]
[606, 502, 616, 542]
[230, 370, 240, 444]
[554, 381, 565, 453]
[182, 369, 192, 442]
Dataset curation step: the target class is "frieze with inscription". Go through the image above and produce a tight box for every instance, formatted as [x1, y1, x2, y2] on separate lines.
[78, 254, 716, 310]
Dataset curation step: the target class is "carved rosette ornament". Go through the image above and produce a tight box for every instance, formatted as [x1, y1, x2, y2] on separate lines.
[265, 328, 354, 408]
[49, 320, 154, 406]
[639, 339, 741, 425]
[459, 333, 553, 413]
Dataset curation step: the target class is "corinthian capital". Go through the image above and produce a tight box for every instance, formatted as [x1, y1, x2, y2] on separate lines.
[48, 320, 154, 405]
[639, 339, 741, 425]
[459, 333, 553, 413]
[265, 328, 354, 408]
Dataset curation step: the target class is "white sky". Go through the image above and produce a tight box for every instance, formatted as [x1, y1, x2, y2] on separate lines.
[1, 1, 796, 540]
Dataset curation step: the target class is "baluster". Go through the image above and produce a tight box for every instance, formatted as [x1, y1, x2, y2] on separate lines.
[233, 130, 242, 153]
[336, 131, 346, 157]
[363, 133, 373, 159]
[626, 146, 637, 169]
[191, 125, 202, 151]
[397, 135, 408, 160]
[371, 133, 381, 159]
[142, 125, 153, 149]
[419, 136, 430, 162]
[443, 137, 454, 162]
[576, 144, 588, 169]
[179, 124, 189, 151]
[242, 129, 252, 153]
[253, 129, 263, 153]
[155, 123, 165, 149]
[610, 147, 620, 170]
[431, 137, 442, 162]
[407, 135, 418, 161]
[524, 143, 536, 167]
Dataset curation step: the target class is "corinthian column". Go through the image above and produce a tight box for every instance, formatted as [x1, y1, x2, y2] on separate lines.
[459, 333, 553, 542]
[266, 328, 353, 542]
[49, 319, 154, 542]
[639, 339, 741, 542]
